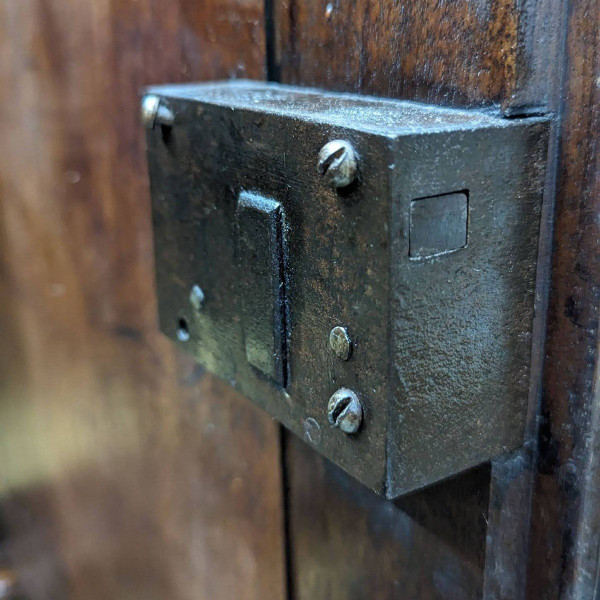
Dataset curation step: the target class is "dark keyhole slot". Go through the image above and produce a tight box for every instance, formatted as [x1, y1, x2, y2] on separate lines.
[160, 124, 172, 145]
[177, 317, 190, 342]
[331, 395, 352, 423]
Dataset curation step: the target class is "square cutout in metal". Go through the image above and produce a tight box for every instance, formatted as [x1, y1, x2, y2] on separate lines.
[410, 192, 468, 258]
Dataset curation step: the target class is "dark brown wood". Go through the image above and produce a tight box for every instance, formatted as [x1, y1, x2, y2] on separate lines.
[274, 1, 599, 600]
[528, 0, 600, 598]
[274, 0, 561, 113]
[0, 2, 285, 599]
[273, 1, 552, 597]
[285, 433, 488, 600]
[0, 0, 598, 598]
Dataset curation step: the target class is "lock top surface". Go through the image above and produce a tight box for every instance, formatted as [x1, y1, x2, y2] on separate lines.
[144, 80, 526, 138]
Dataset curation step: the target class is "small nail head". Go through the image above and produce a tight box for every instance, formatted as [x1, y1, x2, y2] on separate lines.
[189, 285, 205, 311]
[329, 326, 352, 360]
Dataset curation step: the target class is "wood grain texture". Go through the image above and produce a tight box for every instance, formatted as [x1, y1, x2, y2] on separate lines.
[273, 2, 541, 598]
[274, 0, 561, 112]
[0, 2, 285, 600]
[273, 1, 596, 599]
[0, 0, 597, 598]
[285, 434, 488, 600]
[528, 0, 600, 597]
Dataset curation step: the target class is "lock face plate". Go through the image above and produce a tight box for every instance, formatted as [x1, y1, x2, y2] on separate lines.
[144, 81, 549, 498]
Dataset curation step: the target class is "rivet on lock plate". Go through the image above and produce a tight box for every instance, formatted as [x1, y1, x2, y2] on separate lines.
[142, 81, 549, 498]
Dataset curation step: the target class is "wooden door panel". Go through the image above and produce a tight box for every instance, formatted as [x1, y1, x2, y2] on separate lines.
[0, 2, 285, 599]
[285, 435, 489, 600]
[528, 0, 600, 597]
[273, 0, 562, 113]
[272, 1, 553, 597]
[272, 1, 598, 599]
[0, 0, 598, 599]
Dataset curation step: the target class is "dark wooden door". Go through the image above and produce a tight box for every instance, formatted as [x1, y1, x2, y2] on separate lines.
[0, 1, 597, 599]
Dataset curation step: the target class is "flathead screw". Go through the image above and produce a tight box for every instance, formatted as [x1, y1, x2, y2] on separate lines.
[189, 285, 205, 311]
[327, 388, 363, 434]
[141, 94, 174, 130]
[329, 326, 352, 360]
[317, 140, 359, 188]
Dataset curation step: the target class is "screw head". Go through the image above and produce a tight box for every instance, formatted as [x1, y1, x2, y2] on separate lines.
[189, 285, 205, 311]
[141, 95, 160, 129]
[141, 94, 174, 130]
[327, 388, 363, 434]
[329, 326, 352, 360]
[317, 140, 359, 188]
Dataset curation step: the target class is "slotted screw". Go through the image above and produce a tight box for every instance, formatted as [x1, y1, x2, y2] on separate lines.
[327, 388, 363, 434]
[141, 94, 174, 130]
[317, 140, 359, 188]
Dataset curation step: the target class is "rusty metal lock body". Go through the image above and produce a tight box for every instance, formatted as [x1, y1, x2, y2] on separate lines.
[144, 81, 548, 498]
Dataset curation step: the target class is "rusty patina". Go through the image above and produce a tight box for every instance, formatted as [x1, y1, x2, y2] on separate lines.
[144, 80, 548, 497]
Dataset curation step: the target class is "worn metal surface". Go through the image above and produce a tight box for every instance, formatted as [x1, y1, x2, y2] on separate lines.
[236, 191, 289, 386]
[145, 80, 548, 497]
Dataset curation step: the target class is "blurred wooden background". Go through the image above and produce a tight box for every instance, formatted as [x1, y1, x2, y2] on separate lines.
[0, 1, 598, 599]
